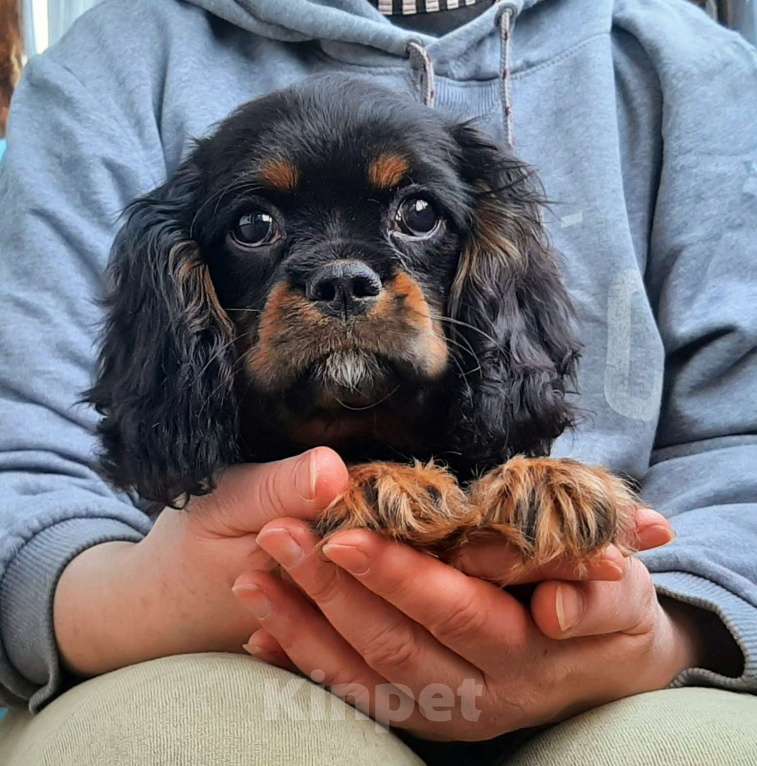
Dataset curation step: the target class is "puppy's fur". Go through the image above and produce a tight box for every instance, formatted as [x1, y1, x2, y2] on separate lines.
[88, 76, 636, 567]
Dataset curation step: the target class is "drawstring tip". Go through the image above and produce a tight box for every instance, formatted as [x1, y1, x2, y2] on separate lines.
[407, 4, 518, 148]
[496, 3, 518, 147]
[407, 40, 436, 109]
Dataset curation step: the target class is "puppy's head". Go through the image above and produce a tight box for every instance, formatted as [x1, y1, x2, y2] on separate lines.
[88, 76, 579, 506]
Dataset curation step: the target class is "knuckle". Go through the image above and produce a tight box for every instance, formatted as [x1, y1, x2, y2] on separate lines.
[361, 621, 420, 672]
[304, 564, 344, 605]
[429, 595, 488, 643]
[256, 466, 285, 517]
[637, 565, 656, 610]
[620, 559, 656, 632]
[627, 557, 652, 595]
[185, 482, 241, 537]
[377, 569, 416, 603]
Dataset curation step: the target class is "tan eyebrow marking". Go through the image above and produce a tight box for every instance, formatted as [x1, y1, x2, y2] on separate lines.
[260, 159, 300, 192]
[368, 153, 409, 190]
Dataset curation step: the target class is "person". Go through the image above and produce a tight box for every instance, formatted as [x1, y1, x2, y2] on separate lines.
[0, 0, 756, 764]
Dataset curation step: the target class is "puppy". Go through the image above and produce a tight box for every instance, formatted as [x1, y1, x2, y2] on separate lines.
[87, 75, 636, 567]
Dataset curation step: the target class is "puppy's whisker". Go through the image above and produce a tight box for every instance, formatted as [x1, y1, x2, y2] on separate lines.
[440, 336, 482, 376]
[444, 346, 476, 384]
[334, 384, 401, 412]
[420, 323, 477, 360]
[347, 324, 479, 368]
[390, 248, 412, 274]
[425, 312, 502, 348]
[424, 328, 479, 381]
[397, 303, 482, 364]
[399, 303, 474, 345]
[199, 352, 251, 416]
[429, 322, 479, 360]
[191, 328, 254, 384]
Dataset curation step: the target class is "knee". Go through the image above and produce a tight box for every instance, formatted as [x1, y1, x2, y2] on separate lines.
[508, 687, 757, 766]
[2, 653, 423, 766]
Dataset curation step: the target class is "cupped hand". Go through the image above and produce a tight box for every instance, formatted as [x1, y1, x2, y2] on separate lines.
[232, 509, 700, 741]
[451, 506, 675, 585]
[53, 447, 348, 676]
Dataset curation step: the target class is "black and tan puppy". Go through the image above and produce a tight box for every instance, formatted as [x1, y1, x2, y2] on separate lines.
[88, 76, 636, 567]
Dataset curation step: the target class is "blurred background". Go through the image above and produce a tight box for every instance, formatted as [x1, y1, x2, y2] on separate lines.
[1, 0, 757, 155]
[3, 0, 102, 154]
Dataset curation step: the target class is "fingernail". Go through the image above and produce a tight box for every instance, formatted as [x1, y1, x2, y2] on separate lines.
[636, 507, 669, 528]
[595, 558, 625, 580]
[295, 449, 318, 501]
[588, 545, 625, 580]
[242, 642, 261, 658]
[256, 528, 304, 568]
[556, 584, 584, 633]
[321, 543, 370, 576]
[638, 523, 675, 549]
[243, 630, 267, 657]
[232, 583, 272, 620]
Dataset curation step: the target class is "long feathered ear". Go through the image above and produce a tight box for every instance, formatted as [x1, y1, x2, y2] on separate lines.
[86, 161, 239, 507]
[447, 123, 580, 469]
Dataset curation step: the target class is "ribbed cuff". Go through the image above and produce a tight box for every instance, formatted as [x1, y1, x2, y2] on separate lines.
[0, 517, 145, 712]
[652, 571, 757, 692]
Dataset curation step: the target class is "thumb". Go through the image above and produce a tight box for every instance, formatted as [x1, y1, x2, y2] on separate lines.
[197, 447, 350, 534]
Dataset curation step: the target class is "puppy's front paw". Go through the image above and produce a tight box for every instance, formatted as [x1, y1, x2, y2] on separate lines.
[467, 457, 637, 566]
[316, 461, 471, 553]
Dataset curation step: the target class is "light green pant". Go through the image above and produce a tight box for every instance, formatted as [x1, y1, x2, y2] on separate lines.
[1, 653, 755, 766]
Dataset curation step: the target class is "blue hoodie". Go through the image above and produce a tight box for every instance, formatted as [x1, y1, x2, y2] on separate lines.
[0, 0, 756, 712]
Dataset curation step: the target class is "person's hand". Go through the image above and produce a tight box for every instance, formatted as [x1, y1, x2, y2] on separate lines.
[451, 508, 740, 681]
[53, 447, 348, 677]
[452, 506, 675, 586]
[232, 509, 707, 741]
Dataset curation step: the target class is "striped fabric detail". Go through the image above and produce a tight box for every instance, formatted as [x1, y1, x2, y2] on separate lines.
[373, 0, 483, 14]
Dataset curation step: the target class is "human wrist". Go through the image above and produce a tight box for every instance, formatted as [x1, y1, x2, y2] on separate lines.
[53, 539, 145, 677]
[54, 513, 264, 678]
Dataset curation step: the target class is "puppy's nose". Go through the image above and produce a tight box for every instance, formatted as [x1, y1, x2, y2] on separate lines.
[305, 260, 382, 318]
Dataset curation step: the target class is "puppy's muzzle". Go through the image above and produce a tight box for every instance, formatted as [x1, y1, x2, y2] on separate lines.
[305, 259, 382, 319]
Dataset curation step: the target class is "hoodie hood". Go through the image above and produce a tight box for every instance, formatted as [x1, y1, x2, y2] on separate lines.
[185, 0, 537, 75]
[178, 0, 608, 145]
[186, 0, 544, 144]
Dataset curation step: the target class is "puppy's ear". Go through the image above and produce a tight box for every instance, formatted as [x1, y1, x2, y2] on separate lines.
[86, 161, 239, 507]
[447, 123, 580, 467]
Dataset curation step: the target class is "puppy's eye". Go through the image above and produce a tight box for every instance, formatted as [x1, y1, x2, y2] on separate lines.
[232, 211, 279, 247]
[395, 197, 440, 238]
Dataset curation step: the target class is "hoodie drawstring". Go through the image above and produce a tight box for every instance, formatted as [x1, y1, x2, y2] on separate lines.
[407, 40, 436, 108]
[496, 2, 517, 146]
[407, 2, 518, 146]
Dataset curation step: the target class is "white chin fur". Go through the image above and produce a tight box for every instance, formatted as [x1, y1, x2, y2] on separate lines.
[319, 350, 380, 391]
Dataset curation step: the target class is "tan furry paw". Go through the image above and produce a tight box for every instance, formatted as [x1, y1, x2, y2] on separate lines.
[315, 460, 472, 553]
[466, 456, 638, 566]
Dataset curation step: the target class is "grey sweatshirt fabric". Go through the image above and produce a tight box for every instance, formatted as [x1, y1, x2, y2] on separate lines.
[0, 0, 756, 713]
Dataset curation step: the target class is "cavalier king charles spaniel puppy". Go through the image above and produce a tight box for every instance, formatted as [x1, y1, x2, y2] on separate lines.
[87, 75, 636, 567]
